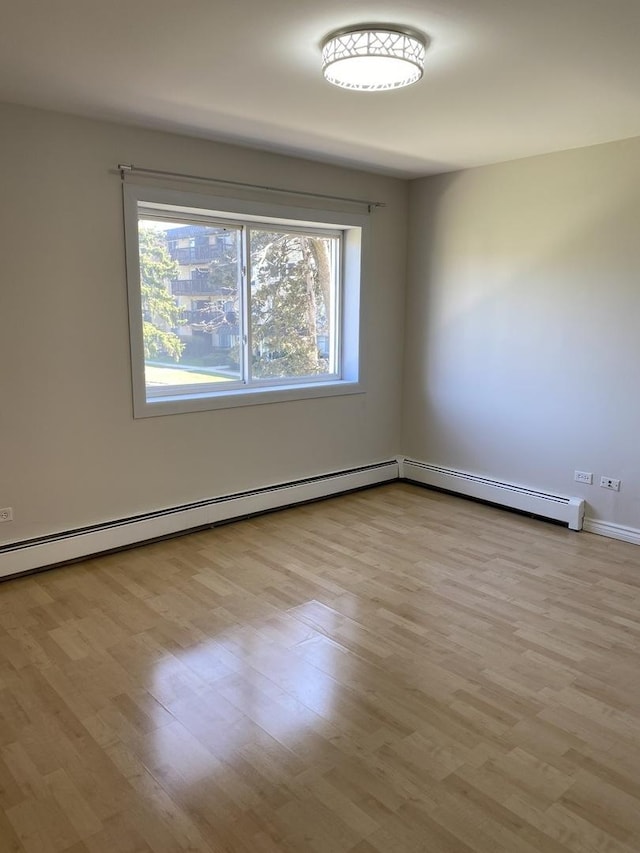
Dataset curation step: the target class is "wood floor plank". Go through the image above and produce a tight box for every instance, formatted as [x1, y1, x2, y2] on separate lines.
[2, 483, 640, 851]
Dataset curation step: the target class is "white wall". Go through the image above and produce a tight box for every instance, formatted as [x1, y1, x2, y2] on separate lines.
[0, 104, 407, 545]
[403, 137, 640, 529]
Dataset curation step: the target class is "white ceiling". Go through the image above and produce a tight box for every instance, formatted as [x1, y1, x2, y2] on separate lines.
[1, 0, 639, 177]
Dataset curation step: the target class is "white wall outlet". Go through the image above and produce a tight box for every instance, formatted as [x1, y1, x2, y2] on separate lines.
[600, 477, 621, 491]
[0, 507, 13, 522]
[574, 471, 593, 484]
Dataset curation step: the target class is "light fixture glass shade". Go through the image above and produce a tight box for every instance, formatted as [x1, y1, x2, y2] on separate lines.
[322, 26, 426, 91]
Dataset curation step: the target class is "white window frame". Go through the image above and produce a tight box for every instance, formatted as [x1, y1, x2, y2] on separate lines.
[123, 183, 367, 418]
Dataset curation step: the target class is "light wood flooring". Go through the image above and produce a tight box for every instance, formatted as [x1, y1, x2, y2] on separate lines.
[2, 483, 640, 853]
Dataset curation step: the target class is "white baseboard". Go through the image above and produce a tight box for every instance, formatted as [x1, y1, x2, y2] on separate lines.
[583, 518, 640, 546]
[0, 460, 398, 580]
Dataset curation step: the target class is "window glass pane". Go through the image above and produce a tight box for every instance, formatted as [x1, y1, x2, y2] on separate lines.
[250, 230, 338, 380]
[138, 219, 242, 394]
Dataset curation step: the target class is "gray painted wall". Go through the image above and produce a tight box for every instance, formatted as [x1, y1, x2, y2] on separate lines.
[3, 101, 639, 545]
[404, 137, 640, 528]
[0, 104, 407, 545]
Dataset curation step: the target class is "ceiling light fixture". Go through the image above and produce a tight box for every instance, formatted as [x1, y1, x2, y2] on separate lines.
[321, 25, 427, 91]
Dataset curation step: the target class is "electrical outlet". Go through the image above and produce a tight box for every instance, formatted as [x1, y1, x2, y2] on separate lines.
[0, 507, 13, 522]
[600, 477, 621, 492]
[574, 471, 593, 484]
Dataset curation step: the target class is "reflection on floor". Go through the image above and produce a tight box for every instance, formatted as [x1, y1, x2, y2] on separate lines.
[1, 483, 640, 852]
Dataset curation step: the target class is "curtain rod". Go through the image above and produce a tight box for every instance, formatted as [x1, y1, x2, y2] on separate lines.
[117, 164, 386, 211]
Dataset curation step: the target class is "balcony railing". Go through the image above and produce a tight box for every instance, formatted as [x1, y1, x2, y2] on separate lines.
[182, 310, 212, 324]
[171, 246, 220, 264]
[171, 279, 218, 294]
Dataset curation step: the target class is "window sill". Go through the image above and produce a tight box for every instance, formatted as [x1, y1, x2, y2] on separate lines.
[134, 379, 364, 418]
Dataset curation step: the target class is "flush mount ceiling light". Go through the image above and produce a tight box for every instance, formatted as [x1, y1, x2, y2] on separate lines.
[321, 25, 427, 91]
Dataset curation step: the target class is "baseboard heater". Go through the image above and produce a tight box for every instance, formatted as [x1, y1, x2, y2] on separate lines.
[0, 460, 398, 580]
[400, 458, 584, 531]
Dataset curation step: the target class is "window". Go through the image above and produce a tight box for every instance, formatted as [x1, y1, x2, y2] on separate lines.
[123, 184, 366, 416]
